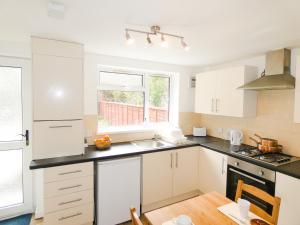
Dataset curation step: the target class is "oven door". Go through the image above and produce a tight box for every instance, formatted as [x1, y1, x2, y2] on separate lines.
[226, 165, 275, 214]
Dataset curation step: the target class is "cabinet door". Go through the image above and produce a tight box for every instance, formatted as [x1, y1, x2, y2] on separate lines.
[215, 67, 245, 117]
[142, 150, 173, 205]
[173, 147, 199, 196]
[195, 71, 217, 114]
[198, 147, 227, 195]
[275, 173, 300, 225]
[33, 54, 83, 120]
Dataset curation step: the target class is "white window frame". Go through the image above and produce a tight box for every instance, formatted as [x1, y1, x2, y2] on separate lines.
[97, 67, 177, 134]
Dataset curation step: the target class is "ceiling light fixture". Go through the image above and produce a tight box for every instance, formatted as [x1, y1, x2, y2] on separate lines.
[125, 30, 135, 45]
[125, 25, 190, 50]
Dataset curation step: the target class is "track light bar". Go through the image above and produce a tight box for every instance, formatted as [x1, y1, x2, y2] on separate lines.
[125, 25, 190, 50]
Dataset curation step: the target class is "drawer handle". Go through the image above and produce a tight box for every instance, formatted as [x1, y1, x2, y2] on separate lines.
[58, 212, 82, 221]
[58, 198, 82, 206]
[58, 184, 82, 191]
[49, 125, 73, 128]
[58, 170, 82, 175]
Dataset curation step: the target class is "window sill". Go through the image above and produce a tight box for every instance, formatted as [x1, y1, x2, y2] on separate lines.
[97, 123, 170, 135]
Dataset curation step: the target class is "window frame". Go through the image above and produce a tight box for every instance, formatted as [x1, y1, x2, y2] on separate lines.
[97, 68, 173, 133]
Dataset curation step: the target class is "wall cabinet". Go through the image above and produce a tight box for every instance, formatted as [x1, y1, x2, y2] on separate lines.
[195, 66, 258, 117]
[275, 172, 300, 225]
[142, 147, 199, 208]
[294, 56, 300, 123]
[198, 147, 227, 195]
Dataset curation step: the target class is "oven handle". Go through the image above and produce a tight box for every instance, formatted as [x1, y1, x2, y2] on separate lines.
[229, 168, 266, 185]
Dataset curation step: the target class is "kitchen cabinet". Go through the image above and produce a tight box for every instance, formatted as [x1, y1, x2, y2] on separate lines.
[275, 172, 300, 225]
[142, 147, 199, 210]
[195, 66, 258, 117]
[294, 56, 300, 123]
[198, 147, 227, 195]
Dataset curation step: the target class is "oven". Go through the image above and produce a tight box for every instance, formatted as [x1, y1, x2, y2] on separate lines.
[226, 156, 275, 214]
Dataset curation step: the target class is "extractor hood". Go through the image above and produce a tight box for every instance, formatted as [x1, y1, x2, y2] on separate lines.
[238, 48, 295, 90]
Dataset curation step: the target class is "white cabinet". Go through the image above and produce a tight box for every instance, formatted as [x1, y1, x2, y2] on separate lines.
[32, 54, 83, 120]
[142, 147, 199, 208]
[275, 172, 300, 225]
[198, 147, 227, 195]
[294, 56, 300, 123]
[32, 37, 84, 159]
[195, 66, 258, 117]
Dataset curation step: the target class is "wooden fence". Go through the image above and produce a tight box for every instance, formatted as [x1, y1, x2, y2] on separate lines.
[98, 101, 168, 126]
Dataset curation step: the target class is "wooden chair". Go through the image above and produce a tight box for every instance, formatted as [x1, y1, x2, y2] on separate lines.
[130, 207, 143, 225]
[235, 180, 281, 225]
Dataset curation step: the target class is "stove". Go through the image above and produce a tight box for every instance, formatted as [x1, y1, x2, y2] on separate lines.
[232, 148, 300, 166]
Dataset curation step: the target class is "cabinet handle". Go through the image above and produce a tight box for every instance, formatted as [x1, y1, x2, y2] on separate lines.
[49, 125, 73, 128]
[221, 157, 225, 175]
[58, 198, 82, 206]
[211, 98, 214, 112]
[176, 152, 178, 168]
[170, 153, 173, 168]
[58, 170, 82, 175]
[58, 212, 82, 221]
[58, 184, 82, 191]
[216, 99, 219, 113]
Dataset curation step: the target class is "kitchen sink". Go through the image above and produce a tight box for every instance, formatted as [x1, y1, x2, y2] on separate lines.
[131, 139, 173, 150]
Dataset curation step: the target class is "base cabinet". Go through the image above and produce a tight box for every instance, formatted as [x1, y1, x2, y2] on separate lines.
[275, 172, 300, 225]
[142, 147, 199, 211]
[198, 147, 227, 195]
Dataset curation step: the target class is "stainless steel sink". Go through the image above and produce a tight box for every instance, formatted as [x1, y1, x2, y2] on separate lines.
[131, 139, 172, 150]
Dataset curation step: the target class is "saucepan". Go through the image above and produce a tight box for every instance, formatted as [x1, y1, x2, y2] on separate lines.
[250, 134, 282, 153]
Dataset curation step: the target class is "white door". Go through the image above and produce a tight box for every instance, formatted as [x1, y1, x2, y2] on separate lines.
[0, 57, 32, 220]
[195, 71, 217, 114]
[173, 147, 199, 196]
[198, 147, 227, 195]
[142, 150, 173, 205]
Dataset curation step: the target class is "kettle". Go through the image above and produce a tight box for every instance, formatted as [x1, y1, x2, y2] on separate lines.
[227, 129, 243, 145]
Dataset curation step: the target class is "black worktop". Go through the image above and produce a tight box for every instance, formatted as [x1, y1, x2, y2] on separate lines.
[30, 135, 300, 180]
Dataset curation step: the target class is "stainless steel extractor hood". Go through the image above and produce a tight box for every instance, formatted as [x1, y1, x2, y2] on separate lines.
[238, 48, 295, 90]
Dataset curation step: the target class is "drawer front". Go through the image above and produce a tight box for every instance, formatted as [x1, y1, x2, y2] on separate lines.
[44, 190, 93, 213]
[44, 176, 93, 198]
[43, 203, 94, 225]
[44, 162, 93, 183]
[33, 120, 84, 160]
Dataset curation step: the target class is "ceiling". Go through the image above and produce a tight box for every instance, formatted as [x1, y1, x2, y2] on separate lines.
[1, 0, 300, 66]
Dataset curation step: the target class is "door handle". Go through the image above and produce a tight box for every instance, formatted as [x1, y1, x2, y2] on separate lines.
[18, 130, 29, 146]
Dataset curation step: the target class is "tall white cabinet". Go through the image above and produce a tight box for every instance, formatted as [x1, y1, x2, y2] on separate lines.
[32, 37, 84, 159]
[195, 66, 258, 117]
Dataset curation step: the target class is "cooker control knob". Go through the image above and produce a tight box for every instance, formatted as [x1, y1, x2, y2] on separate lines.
[258, 170, 264, 176]
[235, 162, 239, 167]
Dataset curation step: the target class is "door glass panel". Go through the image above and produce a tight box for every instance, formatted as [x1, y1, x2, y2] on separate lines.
[0, 66, 22, 142]
[0, 149, 23, 208]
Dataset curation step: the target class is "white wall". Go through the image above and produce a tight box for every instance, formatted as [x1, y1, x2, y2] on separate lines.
[0, 40, 31, 58]
[84, 52, 195, 116]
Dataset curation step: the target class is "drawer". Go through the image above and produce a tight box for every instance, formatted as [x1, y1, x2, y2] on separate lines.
[44, 176, 93, 198]
[44, 162, 93, 183]
[33, 120, 84, 160]
[43, 203, 94, 225]
[44, 190, 93, 213]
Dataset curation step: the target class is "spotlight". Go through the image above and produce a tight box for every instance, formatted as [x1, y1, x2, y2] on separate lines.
[146, 34, 152, 46]
[160, 34, 168, 48]
[181, 38, 190, 51]
[125, 30, 135, 45]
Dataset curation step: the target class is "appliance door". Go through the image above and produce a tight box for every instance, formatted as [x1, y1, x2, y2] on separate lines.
[226, 166, 275, 214]
[97, 157, 141, 225]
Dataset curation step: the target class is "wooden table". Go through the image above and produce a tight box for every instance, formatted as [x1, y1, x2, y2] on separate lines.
[145, 192, 238, 225]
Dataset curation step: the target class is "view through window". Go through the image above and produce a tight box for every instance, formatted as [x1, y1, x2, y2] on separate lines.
[98, 71, 170, 129]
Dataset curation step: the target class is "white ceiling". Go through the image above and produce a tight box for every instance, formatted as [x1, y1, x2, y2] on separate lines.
[1, 0, 300, 66]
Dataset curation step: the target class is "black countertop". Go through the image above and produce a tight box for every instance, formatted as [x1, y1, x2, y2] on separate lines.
[30, 135, 300, 180]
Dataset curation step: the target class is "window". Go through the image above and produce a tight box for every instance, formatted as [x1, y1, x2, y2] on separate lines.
[97, 70, 171, 131]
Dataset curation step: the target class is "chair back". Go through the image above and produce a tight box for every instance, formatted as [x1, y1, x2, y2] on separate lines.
[130, 207, 143, 225]
[235, 180, 281, 225]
